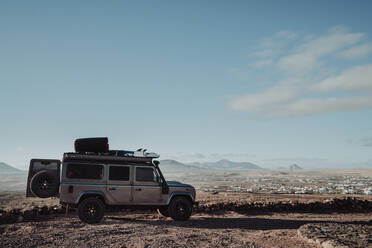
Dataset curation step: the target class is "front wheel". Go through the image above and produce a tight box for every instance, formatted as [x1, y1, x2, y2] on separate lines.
[168, 197, 192, 221]
[78, 198, 105, 224]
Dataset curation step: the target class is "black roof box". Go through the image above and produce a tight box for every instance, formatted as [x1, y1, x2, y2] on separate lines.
[74, 137, 109, 153]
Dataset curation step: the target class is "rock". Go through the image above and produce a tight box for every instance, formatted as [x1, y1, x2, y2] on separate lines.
[298, 223, 371, 248]
[23, 209, 36, 221]
[17, 215, 23, 223]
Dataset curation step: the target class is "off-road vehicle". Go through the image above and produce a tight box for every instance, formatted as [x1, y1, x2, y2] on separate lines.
[26, 137, 197, 223]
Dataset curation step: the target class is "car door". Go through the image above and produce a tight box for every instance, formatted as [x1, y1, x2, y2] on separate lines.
[106, 164, 132, 204]
[27, 159, 61, 198]
[133, 165, 163, 204]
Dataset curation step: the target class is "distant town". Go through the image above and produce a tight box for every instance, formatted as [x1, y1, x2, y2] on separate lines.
[200, 174, 372, 195]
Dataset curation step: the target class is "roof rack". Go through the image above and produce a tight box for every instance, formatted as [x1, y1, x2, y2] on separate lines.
[70, 137, 160, 163]
[105, 149, 160, 158]
[63, 152, 156, 164]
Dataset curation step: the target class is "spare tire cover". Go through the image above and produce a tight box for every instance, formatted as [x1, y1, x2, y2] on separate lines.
[30, 170, 59, 198]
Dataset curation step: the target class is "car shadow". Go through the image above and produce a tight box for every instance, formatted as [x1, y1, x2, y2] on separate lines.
[104, 215, 371, 230]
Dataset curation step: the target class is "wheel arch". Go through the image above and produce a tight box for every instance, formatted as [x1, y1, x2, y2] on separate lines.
[76, 191, 105, 204]
[166, 191, 194, 205]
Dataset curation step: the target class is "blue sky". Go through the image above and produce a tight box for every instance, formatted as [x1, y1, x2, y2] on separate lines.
[1, 1, 372, 170]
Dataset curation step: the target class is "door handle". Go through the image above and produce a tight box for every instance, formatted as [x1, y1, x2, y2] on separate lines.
[135, 188, 142, 191]
[109, 187, 116, 190]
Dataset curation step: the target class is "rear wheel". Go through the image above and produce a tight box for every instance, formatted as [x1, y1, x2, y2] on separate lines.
[30, 170, 59, 198]
[78, 198, 105, 224]
[169, 197, 192, 221]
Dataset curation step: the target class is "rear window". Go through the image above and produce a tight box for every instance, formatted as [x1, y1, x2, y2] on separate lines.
[136, 167, 156, 182]
[66, 163, 103, 179]
[109, 166, 130, 181]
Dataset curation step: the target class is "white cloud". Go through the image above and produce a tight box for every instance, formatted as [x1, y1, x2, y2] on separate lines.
[253, 30, 297, 58]
[277, 53, 318, 75]
[252, 59, 273, 68]
[277, 28, 364, 75]
[253, 49, 274, 58]
[295, 27, 363, 57]
[276, 30, 297, 40]
[230, 93, 372, 118]
[341, 43, 372, 59]
[229, 84, 298, 112]
[228, 26, 372, 118]
[267, 95, 372, 118]
[311, 64, 372, 92]
[360, 138, 372, 147]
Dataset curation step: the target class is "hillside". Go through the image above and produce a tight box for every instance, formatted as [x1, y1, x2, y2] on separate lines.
[190, 159, 262, 170]
[159, 160, 208, 173]
[289, 164, 303, 170]
[0, 162, 27, 193]
[276, 164, 303, 170]
[0, 162, 25, 174]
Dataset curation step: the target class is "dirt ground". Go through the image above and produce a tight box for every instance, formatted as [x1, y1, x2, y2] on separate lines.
[2, 192, 371, 210]
[1, 193, 371, 248]
[2, 212, 371, 248]
[298, 222, 372, 248]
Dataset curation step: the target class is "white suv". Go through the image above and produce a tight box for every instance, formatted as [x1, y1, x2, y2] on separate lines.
[26, 138, 197, 223]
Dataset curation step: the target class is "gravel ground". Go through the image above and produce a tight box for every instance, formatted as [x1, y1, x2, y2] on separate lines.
[298, 223, 372, 248]
[1, 193, 371, 248]
[1, 212, 371, 248]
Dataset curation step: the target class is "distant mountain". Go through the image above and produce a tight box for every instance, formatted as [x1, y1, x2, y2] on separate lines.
[159, 160, 207, 173]
[289, 164, 302, 170]
[0, 162, 26, 174]
[190, 159, 262, 170]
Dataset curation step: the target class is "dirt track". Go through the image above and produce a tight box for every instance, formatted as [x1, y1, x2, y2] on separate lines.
[1, 211, 371, 248]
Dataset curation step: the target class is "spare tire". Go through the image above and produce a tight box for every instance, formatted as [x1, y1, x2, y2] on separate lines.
[30, 170, 59, 198]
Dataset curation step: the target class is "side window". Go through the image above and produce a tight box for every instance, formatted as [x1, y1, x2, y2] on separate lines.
[109, 166, 130, 181]
[136, 167, 156, 182]
[66, 163, 103, 179]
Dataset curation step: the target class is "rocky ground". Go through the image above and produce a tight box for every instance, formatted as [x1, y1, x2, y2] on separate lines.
[0, 193, 371, 248]
[2, 212, 371, 248]
[298, 223, 372, 248]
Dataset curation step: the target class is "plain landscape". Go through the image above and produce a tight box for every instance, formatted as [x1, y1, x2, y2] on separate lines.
[1, 160, 371, 248]
[3, 1, 372, 247]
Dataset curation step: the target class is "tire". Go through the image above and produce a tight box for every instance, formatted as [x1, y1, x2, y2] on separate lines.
[78, 198, 105, 224]
[168, 197, 192, 221]
[30, 170, 59, 198]
[157, 206, 170, 217]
